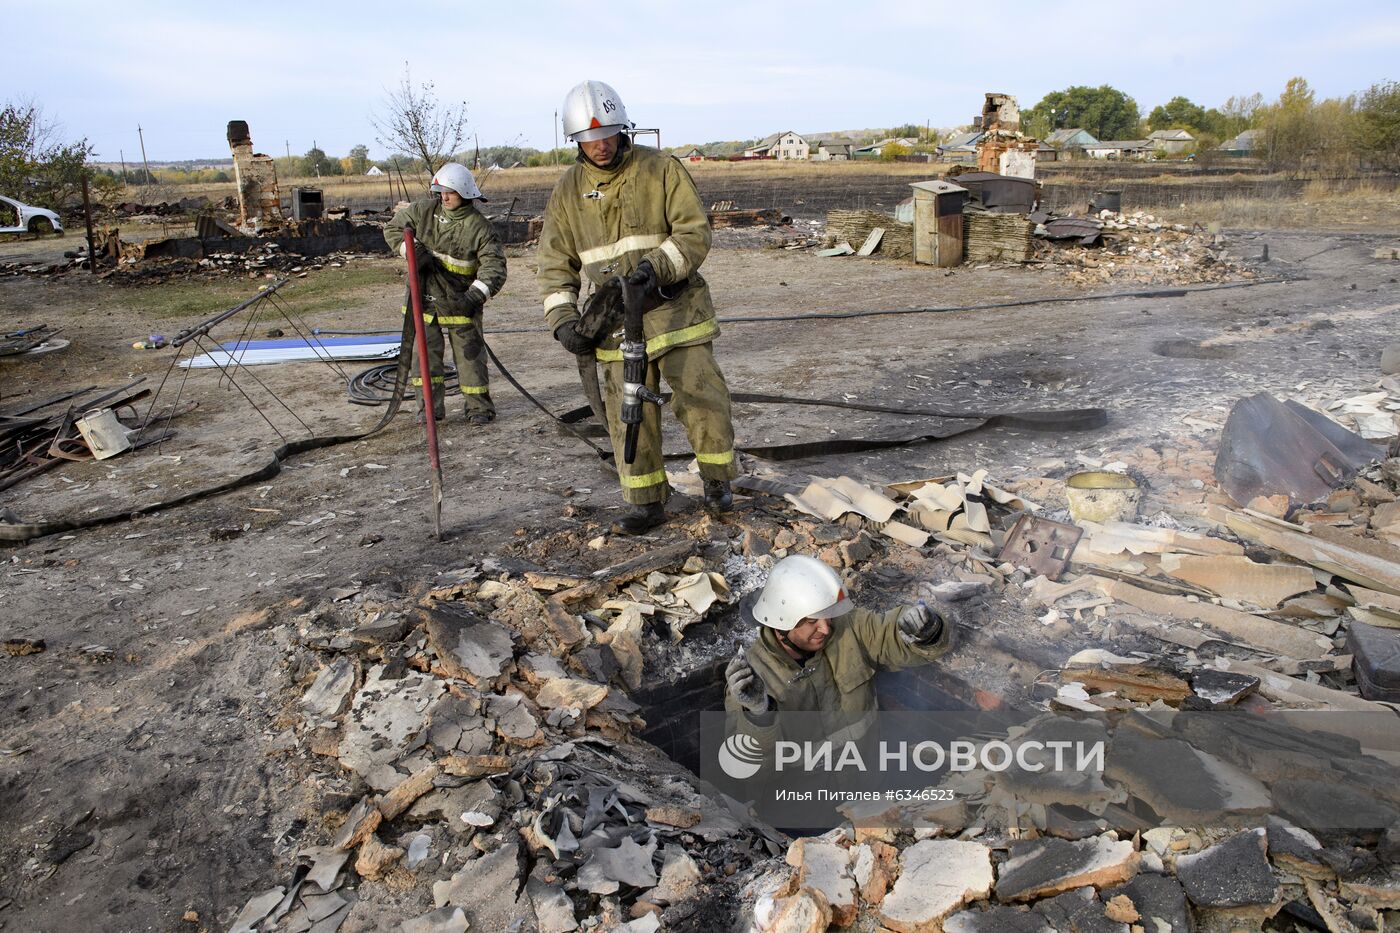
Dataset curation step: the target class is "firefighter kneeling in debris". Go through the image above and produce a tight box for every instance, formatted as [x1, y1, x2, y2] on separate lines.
[724, 555, 954, 748]
[385, 162, 507, 425]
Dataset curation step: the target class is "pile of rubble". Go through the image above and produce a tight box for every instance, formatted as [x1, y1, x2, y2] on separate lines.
[110, 196, 218, 216]
[220, 359, 1400, 930]
[229, 529, 792, 932]
[731, 389, 1400, 932]
[4, 246, 376, 285]
[1032, 210, 1248, 286]
[114, 245, 374, 285]
[756, 795, 1399, 932]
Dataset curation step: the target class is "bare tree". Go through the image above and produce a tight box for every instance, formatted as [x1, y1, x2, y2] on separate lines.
[371, 65, 468, 175]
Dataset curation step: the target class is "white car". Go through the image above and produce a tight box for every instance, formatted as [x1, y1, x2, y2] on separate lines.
[0, 194, 64, 236]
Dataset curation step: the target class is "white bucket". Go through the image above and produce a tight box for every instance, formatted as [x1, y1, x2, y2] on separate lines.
[76, 408, 132, 460]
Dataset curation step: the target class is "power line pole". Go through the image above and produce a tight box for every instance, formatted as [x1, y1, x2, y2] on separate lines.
[119, 149, 128, 189]
[285, 140, 291, 159]
[137, 124, 151, 186]
[553, 111, 559, 165]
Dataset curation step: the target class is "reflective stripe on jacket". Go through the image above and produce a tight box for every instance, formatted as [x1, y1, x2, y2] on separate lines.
[537, 143, 717, 359]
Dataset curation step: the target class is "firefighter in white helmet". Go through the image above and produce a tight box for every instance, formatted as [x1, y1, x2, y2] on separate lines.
[538, 80, 739, 534]
[385, 162, 506, 424]
[724, 556, 955, 744]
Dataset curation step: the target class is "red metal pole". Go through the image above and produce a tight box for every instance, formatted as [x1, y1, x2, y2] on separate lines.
[401, 225, 444, 538]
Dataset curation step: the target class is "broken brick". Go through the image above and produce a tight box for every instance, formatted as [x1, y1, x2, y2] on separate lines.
[754, 888, 831, 933]
[1101, 873, 1191, 933]
[354, 833, 403, 881]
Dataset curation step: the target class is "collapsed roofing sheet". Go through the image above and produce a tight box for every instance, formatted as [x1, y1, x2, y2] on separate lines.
[181, 335, 400, 369]
[1215, 393, 1381, 507]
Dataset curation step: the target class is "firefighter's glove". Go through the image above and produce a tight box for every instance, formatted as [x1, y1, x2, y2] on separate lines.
[626, 259, 657, 293]
[897, 602, 945, 646]
[554, 321, 595, 356]
[460, 285, 487, 316]
[725, 654, 770, 714]
[412, 246, 436, 278]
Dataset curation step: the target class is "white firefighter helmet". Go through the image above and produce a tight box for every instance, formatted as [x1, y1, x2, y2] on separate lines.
[749, 555, 853, 632]
[562, 80, 632, 143]
[430, 162, 482, 200]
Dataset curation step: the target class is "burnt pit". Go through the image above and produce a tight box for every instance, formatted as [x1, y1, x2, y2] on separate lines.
[631, 604, 974, 779]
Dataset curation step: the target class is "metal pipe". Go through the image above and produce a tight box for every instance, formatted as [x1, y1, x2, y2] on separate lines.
[170, 279, 290, 347]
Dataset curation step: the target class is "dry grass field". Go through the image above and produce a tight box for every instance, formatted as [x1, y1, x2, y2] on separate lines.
[108, 156, 1400, 232]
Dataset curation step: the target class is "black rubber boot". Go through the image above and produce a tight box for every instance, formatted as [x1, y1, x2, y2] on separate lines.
[703, 479, 733, 513]
[610, 501, 666, 535]
[466, 410, 495, 426]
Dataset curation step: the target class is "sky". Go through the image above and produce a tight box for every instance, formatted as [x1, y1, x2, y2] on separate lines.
[9, 0, 1399, 162]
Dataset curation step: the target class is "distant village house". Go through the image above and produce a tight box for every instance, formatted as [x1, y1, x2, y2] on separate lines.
[742, 131, 809, 160]
[1084, 139, 1152, 160]
[853, 137, 918, 159]
[1045, 128, 1098, 151]
[1217, 128, 1262, 157]
[809, 138, 853, 161]
[1147, 128, 1195, 155]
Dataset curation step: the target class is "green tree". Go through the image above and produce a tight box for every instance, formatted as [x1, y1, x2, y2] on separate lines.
[1259, 77, 1319, 168]
[524, 147, 575, 167]
[0, 99, 94, 208]
[301, 146, 342, 177]
[1026, 86, 1141, 140]
[1216, 93, 1264, 138]
[1353, 81, 1400, 169]
[348, 144, 370, 175]
[880, 142, 912, 161]
[1147, 96, 1208, 132]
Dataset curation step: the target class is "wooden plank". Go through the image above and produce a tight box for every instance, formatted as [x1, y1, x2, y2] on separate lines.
[1350, 585, 1400, 613]
[590, 540, 698, 585]
[1091, 577, 1331, 660]
[1158, 554, 1316, 608]
[1218, 659, 1395, 713]
[1066, 662, 1192, 704]
[1080, 520, 1245, 557]
[856, 227, 884, 256]
[1225, 510, 1400, 597]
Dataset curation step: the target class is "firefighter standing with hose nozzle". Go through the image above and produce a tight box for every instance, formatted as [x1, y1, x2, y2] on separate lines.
[538, 80, 739, 534]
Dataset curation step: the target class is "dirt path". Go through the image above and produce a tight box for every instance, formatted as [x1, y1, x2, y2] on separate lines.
[1, 228, 1397, 930]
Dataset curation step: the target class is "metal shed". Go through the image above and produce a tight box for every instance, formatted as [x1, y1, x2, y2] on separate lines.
[908, 180, 968, 267]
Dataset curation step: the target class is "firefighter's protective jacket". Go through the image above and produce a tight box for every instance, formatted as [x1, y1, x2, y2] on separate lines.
[385, 198, 506, 325]
[725, 606, 955, 747]
[537, 142, 718, 361]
